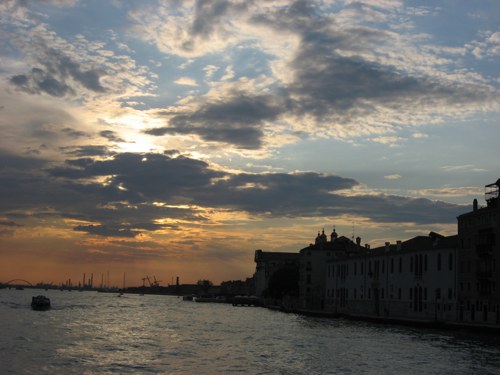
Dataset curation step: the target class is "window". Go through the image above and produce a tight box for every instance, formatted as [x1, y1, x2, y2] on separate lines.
[398, 288, 402, 300]
[306, 274, 311, 284]
[424, 255, 427, 272]
[448, 288, 453, 299]
[437, 253, 442, 271]
[354, 262, 357, 275]
[391, 258, 394, 273]
[399, 257, 402, 273]
[449, 253, 453, 271]
[361, 262, 364, 275]
[410, 257, 414, 272]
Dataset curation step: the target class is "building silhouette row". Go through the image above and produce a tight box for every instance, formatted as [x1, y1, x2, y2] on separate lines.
[253, 178, 500, 327]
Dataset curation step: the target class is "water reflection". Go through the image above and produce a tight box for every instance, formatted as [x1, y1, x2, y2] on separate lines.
[2, 289, 500, 374]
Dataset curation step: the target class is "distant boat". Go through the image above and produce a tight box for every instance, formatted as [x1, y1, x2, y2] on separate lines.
[31, 295, 51, 311]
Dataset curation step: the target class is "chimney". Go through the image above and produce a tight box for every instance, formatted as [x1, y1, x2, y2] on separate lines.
[385, 242, 390, 252]
[356, 236, 361, 250]
[473, 198, 478, 211]
[397, 240, 402, 251]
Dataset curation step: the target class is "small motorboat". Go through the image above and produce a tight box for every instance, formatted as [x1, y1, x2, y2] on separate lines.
[31, 295, 51, 311]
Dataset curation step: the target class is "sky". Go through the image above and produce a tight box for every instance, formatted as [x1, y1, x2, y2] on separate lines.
[1, 0, 499, 287]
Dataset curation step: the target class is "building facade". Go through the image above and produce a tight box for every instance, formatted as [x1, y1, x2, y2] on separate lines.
[457, 179, 500, 325]
[299, 229, 360, 310]
[253, 249, 299, 297]
[254, 178, 500, 327]
[325, 233, 458, 322]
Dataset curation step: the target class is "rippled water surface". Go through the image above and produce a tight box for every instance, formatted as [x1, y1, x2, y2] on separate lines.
[2, 288, 500, 374]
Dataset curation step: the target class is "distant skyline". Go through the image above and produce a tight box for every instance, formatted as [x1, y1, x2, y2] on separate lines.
[1, 0, 499, 286]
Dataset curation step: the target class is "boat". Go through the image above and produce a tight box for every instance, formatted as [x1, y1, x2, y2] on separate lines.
[31, 295, 51, 310]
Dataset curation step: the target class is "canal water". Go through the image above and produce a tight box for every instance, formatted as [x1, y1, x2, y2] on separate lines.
[1, 288, 500, 374]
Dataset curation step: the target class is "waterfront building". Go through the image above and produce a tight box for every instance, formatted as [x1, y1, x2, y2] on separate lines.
[251, 177, 500, 328]
[325, 233, 458, 322]
[253, 249, 299, 297]
[298, 228, 360, 310]
[457, 179, 500, 325]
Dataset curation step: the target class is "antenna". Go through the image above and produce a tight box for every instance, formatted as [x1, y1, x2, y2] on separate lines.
[352, 222, 355, 240]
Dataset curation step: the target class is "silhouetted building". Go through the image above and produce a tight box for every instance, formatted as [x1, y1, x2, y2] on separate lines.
[254, 250, 299, 297]
[326, 232, 458, 321]
[299, 228, 360, 310]
[220, 278, 254, 296]
[457, 178, 500, 324]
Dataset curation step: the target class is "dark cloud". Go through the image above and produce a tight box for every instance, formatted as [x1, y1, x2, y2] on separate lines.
[9, 40, 106, 97]
[62, 127, 87, 138]
[0, 220, 21, 227]
[50, 152, 225, 201]
[0, 149, 465, 240]
[10, 68, 74, 97]
[0, 150, 48, 171]
[62, 145, 111, 157]
[74, 224, 140, 238]
[100, 130, 125, 143]
[193, 172, 357, 215]
[144, 1, 495, 149]
[146, 94, 283, 149]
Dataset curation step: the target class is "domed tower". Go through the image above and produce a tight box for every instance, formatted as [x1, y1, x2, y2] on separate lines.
[320, 228, 327, 243]
[331, 227, 338, 242]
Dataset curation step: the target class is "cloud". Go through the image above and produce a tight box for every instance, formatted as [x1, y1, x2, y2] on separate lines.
[5, 17, 155, 105]
[0, 148, 469, 245]
[99, 130, 125, 143]
[441, 165, 487, 173]
[0, 150, 48, 171]
[147, 92, 283, 149]
[0, 220, 21, 227]
[133, 1, 499, 150]
[74, 224, 140, 238]
[62, 127, 88, 139]
[9, 45, 106, 97]
[384, 174, 402, 180]
[10, 69, 74, 97]
[128, 0, 249, 58]
[62, 145, 111, 157]
[174, 77, 199, 86]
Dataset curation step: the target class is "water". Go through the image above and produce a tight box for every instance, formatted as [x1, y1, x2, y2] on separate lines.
[2, 289, 500, 374]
